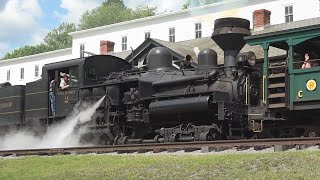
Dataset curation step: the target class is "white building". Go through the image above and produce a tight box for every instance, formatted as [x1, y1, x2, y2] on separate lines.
[70, 0, 320, 55]
[0, 48, 73, 85]
[1, 0, 320, 85]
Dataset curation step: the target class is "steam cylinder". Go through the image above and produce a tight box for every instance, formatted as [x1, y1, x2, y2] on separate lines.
[147, 47, 173, 71]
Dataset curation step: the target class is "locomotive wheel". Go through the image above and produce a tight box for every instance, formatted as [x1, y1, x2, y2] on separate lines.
[99, 133, 112, 145]
[169, 133, 178, 142]
[303, 128, 319, 137]
[199, 131, 213, 141]
[154, 135, 163, 143]
[80, 133, 94, 144]
[119, 136, 128, 144]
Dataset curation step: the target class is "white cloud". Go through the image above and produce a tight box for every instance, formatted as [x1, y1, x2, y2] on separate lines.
[124, 0, 187, 13]
[0, 0, 47, 57]
[56, 0, 104, 24]
[0, 0, 8, 11]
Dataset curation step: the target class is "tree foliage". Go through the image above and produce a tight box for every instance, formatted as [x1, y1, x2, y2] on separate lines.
[1, 43, 51, 60]
[78, 1, 156, 30]
[182, 0, 223, 9]
[1, 0, 156, 60]
[44, 22, 76, 50]
[1, 23, 76, 60]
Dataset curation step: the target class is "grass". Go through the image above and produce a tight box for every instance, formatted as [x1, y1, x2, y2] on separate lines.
[1, 150, 320, 179]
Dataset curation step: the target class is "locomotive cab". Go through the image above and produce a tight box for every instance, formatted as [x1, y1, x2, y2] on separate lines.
[48, 66, 79, 117]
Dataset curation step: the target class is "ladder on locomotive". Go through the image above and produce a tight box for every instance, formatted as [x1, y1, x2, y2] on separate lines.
[267, 60, 287, 109]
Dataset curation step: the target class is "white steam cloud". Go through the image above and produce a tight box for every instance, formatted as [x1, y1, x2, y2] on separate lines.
[0, 96, 105, 150]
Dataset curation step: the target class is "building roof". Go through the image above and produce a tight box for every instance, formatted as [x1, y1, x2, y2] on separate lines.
[108, 50, 132, 60]
[248, 16, 320, 39]
[126, 36, 286, 66]
[0, 48, 72, 66]
[179, 37, 285, 63]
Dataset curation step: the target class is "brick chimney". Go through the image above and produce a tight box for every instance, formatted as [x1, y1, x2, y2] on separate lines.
[100, 40, 115, 54]
[253, 9, 271, 31]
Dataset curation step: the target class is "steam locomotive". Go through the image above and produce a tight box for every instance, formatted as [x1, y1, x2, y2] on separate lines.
[1, 17, 304, 145]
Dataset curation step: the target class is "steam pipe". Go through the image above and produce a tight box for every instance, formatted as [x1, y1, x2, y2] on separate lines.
[224, 49, 239, 67]
[152, 70, 219, 87]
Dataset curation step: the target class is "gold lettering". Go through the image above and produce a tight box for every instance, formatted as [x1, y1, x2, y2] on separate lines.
[0, 102, 13, 109]
[64, 96, 69, 103]
[298, 90, 303, 98]
[57, 90, 76, 96]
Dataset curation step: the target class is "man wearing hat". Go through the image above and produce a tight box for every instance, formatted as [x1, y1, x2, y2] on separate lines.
[60, 73, 70, 90]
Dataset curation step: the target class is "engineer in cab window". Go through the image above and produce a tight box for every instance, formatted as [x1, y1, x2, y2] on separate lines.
[60, 74, 70, 90]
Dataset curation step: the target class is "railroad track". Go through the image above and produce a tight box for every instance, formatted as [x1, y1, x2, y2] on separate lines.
[1, 137, 320, 157]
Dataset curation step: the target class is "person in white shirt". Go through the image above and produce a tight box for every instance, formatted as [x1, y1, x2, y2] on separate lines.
[60, 74, 70, 90]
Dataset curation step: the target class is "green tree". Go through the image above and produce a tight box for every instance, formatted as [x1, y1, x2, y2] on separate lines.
[44, 22, 76, 50]
[1, 0, 156, 60]
[102, 0, 125, 8]
[182, 0, 223, 9]
[1, 43, 51, 60]
[78, 2, 156, 30]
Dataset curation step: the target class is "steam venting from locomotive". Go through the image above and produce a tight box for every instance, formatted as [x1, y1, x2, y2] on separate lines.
[0, 96, 105, 150]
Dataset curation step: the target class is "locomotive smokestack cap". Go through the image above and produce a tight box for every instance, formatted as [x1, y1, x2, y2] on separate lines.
[198, 49, 217, 69]
[147, 47, 173, 71]
[212, 18, 250, 67]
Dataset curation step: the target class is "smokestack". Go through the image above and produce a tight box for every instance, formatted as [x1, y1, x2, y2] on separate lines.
[253, 9, 271, 31]
[211, 18, 250, 68]
[100, 40, 115, 55]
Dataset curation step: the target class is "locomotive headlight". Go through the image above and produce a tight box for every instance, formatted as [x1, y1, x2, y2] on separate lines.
[236, 51, 256, 67]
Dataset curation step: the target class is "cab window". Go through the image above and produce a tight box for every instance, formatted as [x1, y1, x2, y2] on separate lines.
[69, 66, 79, 87]
[86, 66, 97, 80]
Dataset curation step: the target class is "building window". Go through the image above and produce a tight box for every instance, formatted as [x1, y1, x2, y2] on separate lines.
[169, 27, 175, 42]
[122, 36, 127, 51]
[6, 70, 10, 81]
[35, 65, 39, 77]
[195, 23, 202, 39]
[20, 68, 24, 80]
[80, 44, 85, 58]
[145, 32, 151, 39]
[285, 5, 293, 23]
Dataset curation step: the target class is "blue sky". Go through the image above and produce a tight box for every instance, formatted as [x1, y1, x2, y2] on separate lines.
[0, 0, 188, 58]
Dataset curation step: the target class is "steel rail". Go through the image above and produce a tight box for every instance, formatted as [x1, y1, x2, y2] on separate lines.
[1, 137, 320, 157]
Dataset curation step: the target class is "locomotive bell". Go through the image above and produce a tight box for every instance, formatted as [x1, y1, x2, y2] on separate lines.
[198, 49, 217, 69]
[147, 47, 173, 71]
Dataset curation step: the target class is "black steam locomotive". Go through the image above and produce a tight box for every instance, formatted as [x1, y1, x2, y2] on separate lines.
[0, 18, 262, 144]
